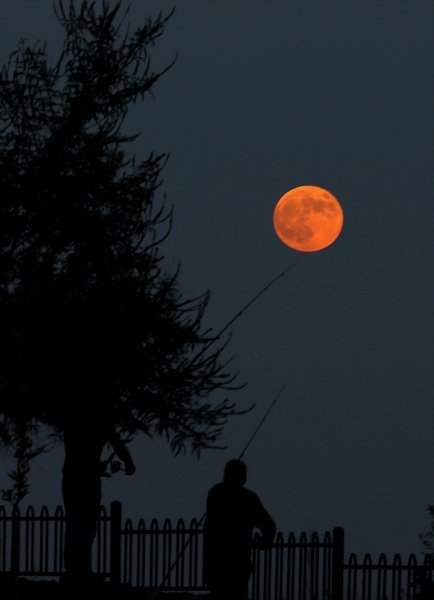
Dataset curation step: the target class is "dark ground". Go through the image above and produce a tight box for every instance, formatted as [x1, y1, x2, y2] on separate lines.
[0, 577, 210, 600]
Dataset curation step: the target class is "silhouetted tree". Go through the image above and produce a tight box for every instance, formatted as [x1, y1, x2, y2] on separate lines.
[416, 505, 434, 598]
[420, 504, 434, 554]
[0, 420, 47, 508]
[0, 0, 246, 578]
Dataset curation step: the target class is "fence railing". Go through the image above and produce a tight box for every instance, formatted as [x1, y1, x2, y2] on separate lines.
[344, 552, 434, 600]
[0, 502, 432, 600]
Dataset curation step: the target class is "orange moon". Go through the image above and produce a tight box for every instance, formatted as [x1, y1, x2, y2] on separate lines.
[273, 185, 344, 252]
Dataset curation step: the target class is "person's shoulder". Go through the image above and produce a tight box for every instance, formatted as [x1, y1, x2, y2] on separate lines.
[242, 486, 262, 503]
[242, 485, 258, 496]
[208, 482, 224, 496]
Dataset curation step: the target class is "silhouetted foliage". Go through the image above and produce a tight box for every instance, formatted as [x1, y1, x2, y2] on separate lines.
[416, 504, 434, 598]
[420, 504, 434, 554]
[0, 0, 247, 501]
[0, 420, 47, 507]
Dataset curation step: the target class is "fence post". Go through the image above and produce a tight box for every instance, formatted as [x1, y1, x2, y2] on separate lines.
[332, 526, 344, 600]
[10, 506, 20, 577]
[110, 501, 122, 587]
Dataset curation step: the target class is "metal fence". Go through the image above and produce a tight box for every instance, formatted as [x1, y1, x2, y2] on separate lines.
[344, 552, 434, 600]
[0, 502, 432, 600]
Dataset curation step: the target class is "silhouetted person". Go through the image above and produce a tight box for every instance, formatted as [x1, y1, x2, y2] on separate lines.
[61, 416, 135, 583]
[203, 459, 276, 600]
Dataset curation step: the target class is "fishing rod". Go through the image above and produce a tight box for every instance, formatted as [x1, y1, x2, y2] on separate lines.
[238, 383, 286, 460]
[148, 268, 294, 598]
[189, 264, 295, 368]
[104, 383, 285, 478]
[209, 265, 295, 346]
[149, 383, 287, 598]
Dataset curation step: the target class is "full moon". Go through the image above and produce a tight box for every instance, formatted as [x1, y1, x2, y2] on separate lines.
[273, 185, 344, 252]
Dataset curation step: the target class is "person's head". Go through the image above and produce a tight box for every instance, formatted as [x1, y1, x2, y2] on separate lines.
[223, 459, 247, 486]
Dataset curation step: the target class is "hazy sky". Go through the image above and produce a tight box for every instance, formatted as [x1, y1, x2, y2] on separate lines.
[0, 0, 433, 561]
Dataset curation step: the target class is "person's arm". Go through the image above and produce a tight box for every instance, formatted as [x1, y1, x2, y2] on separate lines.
[107, 429, 136, 475]
[253, 495, 276, 548]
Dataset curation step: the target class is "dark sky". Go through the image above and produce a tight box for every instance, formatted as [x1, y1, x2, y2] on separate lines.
[1, 0, 433, 560]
